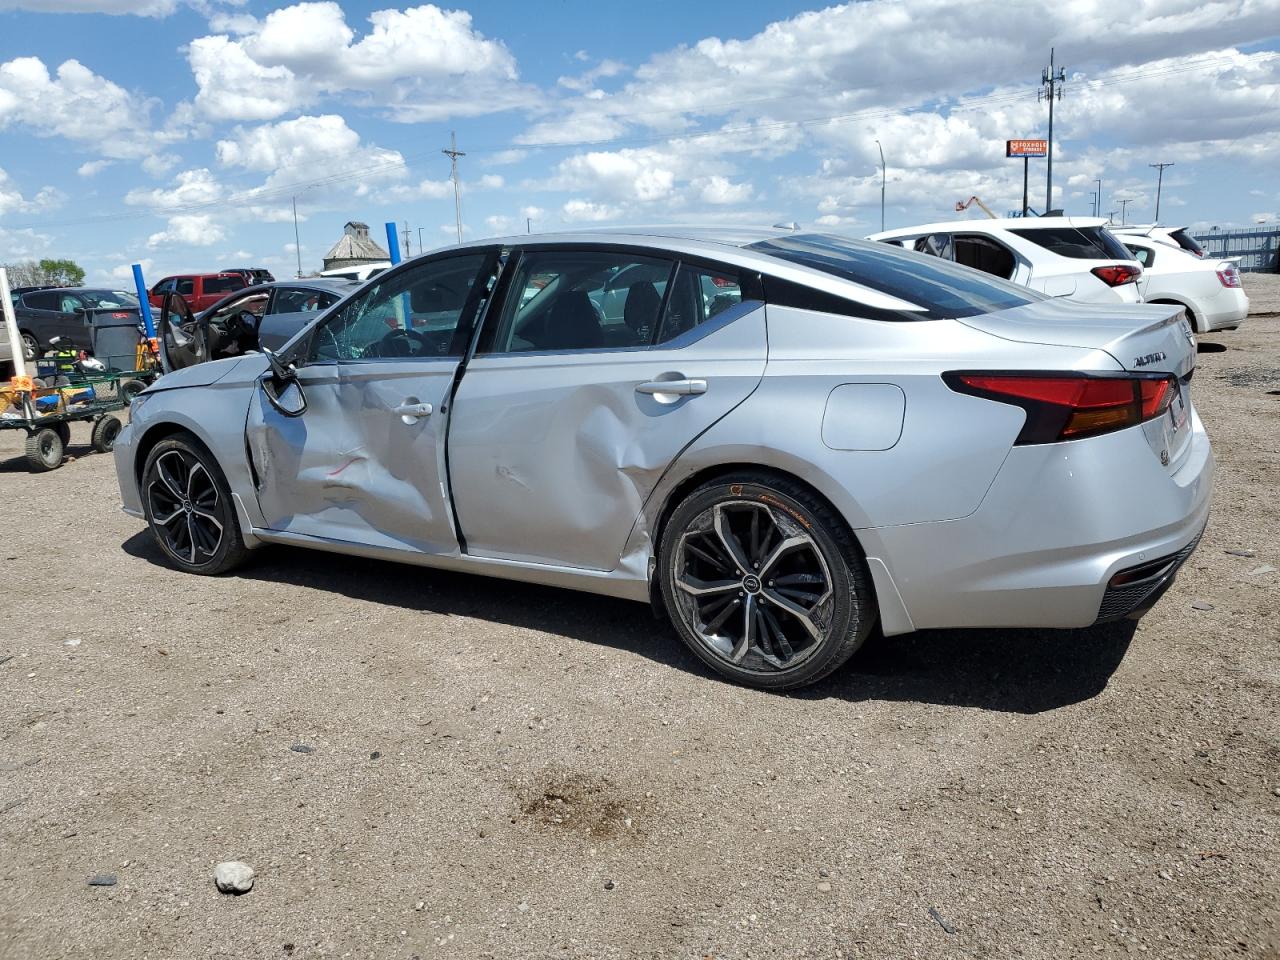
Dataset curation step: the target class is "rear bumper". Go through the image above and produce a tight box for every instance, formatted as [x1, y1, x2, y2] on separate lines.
[859, 410, 1214, 632]
[1200, 289, 1249, 331]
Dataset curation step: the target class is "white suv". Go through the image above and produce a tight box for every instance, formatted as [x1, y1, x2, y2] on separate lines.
[868, 217, 1142, 304]
[1119, 234, 1248, 333]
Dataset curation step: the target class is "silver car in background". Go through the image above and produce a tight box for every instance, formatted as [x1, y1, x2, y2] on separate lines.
[114, 229, 1212, 690]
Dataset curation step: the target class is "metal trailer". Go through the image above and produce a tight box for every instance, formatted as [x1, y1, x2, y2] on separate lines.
[0, 367, 135, 471]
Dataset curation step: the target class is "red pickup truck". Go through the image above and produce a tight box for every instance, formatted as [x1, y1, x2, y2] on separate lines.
[148, 273, 247, 313]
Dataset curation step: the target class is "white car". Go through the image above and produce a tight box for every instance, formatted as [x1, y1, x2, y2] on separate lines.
[319, 261, 390, 282]
[1119, 235, 1248, 333]
[1113, 225, 1207, 259]
[868, 217, 1143, 304]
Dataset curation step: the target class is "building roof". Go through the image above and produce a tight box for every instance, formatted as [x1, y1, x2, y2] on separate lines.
[324, 222, 390, 262]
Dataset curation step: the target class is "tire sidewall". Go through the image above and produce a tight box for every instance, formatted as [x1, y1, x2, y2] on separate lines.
[141, 436, 238, 573]
[659, 477, 862, 690]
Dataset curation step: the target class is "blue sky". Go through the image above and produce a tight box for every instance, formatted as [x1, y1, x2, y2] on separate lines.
[1, 0, 1279, 285]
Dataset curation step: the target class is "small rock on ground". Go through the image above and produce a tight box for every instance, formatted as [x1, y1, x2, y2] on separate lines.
[214, 861, 255, 894]
[87, 874, 117, 887]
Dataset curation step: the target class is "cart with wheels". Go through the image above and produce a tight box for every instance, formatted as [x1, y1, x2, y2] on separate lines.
[1, 371, 131, 472]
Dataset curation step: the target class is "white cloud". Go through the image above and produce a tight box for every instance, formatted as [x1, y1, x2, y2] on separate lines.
[695, 175, 753, 205]
[215, 114, 405, 189]
[125, 167, 222, 210]
[147, 213, 225, 248]
[561, 199, 621, 222]
[0, 166, 62, 216]
[187, 2, 536, 123]
[77, 159, 113, 177]
[0, 56, 175, 162]
[475, 174, 504, 190]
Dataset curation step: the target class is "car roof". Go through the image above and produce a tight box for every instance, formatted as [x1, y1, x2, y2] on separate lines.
[868, 216, 1111, 240]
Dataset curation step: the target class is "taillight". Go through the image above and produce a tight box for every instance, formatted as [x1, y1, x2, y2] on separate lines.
[944, 373, 1177, 444]
[1091, 264, 1142, 287]
[1216, 265, 1241, 288]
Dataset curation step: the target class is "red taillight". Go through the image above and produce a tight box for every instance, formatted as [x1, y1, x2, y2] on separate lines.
[1216, 265, 1241, 288]
[945, 373, 1177, 444]
[1091, 264, 1142, 287]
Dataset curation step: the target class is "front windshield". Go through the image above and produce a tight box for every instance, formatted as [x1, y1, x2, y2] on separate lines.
[79, 290, 139, 308]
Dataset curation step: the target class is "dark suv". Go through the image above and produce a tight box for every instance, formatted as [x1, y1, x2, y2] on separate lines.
[9, 287, 141, 360]
[220, 267, 276, 285]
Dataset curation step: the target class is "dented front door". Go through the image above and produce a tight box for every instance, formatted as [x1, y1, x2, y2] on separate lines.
[247, 360, 461, 553]
[245, 250, 494, 554]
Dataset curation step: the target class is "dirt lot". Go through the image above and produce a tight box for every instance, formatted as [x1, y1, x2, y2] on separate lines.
[1, 278, 1278, 960]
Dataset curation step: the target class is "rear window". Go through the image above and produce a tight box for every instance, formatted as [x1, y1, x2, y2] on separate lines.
[1010, 226, 1133, 261]
[747, 233, 1035, 320]
[205, 276, 246, 294]
[1168, 229, 1205, 257]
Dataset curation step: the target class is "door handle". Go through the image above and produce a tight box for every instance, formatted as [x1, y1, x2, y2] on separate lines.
[635, 377, 707, 397]
[393, 401, 433, 422]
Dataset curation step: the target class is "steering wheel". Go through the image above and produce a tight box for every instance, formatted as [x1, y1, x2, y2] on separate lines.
[367, 327, 429, 358]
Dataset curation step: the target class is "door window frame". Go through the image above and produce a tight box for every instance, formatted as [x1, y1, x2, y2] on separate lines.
[471, 242, 763, 357]
[296, 247, 501, 366]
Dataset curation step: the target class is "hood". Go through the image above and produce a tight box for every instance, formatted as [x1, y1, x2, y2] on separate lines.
[144, 354, 267, 393]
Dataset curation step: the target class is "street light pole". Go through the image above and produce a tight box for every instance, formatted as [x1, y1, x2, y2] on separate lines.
[1095, 177, 1102, 218]
[874, 139, 885, 232]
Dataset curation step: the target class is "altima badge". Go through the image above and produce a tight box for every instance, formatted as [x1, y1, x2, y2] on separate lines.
[1134, 352, 1166, 368]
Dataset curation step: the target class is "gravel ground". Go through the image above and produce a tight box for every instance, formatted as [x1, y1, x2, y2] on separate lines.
[1, 286, 1277, 960]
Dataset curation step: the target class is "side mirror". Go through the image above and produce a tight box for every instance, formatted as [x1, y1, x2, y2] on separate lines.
[261, 348, 307, 417]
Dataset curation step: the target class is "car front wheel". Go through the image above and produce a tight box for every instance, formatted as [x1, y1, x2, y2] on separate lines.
[141, 434, 249, 575]
[659, 473, 876, 690]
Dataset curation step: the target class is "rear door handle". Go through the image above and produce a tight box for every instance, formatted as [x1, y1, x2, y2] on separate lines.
[636, 378, 707, 397]
[393, 401, 433, 421]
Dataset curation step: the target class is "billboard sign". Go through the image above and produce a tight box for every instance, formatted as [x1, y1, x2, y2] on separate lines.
[1007, 139, 1048, 158]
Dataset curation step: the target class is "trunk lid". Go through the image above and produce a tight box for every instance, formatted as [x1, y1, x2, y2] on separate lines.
[957, 298, 1198, 469]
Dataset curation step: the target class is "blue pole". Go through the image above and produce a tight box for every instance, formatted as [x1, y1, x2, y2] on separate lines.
[385, 221, 402, 265]
[131, 263, 156, 338]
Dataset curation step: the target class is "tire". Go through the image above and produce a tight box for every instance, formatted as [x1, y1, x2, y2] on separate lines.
[91, 415, 123, 453]
[120, 379, 147, 403]
[658, 472, 876, 690]
[20, 332, 38, 362]
[24, 427, 64, 472]
[141, 433, 249, 575]
[52, 420, 71, 450]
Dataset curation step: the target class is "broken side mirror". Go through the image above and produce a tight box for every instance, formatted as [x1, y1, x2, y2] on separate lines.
[261, 348, 307, 417]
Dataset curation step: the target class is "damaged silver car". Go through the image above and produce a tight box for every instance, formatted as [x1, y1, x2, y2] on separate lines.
[114, 229, 1212, 689]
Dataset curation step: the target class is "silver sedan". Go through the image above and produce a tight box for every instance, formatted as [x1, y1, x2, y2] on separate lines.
[114, 229, 1212, 689]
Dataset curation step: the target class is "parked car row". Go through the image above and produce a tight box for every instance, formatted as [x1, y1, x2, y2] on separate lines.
[118, 226, 1211, 691]
[6, 286, 144, 360]
[868, 217, 1248, 332]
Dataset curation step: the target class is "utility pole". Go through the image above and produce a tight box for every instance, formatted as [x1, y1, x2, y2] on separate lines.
[401, 222, 412, 258]
[418, 227, 425, 253]
[526, 217, 532, 234]
[1089, 191, 1096, 217]
[1095, 177, 1102, 218]
[292, 196, 303, 278]
[1149, 162, 1174, 223]
[442, 131, 466, 244]
[1108, 209, 1118, 224]
[1119, 199, 1131, 225]
[874, 139, 886, 231]
[1038, 49, 1066, 214]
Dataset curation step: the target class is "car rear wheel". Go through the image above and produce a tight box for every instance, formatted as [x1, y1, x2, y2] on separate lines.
[20, 332, 38, 361]
[141, 434, 249, 575]
[659, 473, 876, 690]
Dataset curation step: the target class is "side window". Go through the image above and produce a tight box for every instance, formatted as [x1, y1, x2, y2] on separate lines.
[209, 292, 268, 326]
[1125, 244, 1153, 267]
[953, 234, 1017, 280]
[175, 278, 195, 296]
[913, 234, 955, 260]
[59, 294, 83, 313]
[24, 291, 59, 310]
[654, 264, 741, 344]
[272, 288, 334, 314]
[153, 279, 175, 295]
[311, 254, 488, 361]
[484, 250, 673, 354]
[205, 276, 244, 295]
